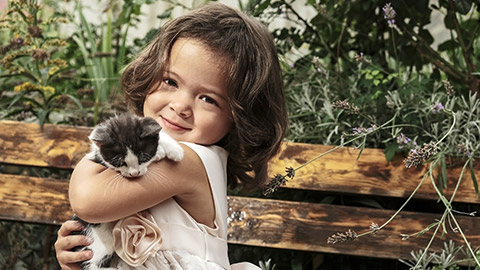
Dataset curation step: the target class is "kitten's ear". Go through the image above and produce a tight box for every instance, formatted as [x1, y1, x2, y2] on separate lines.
[140, 117, 161, 138]
[88, 125, 110, 147]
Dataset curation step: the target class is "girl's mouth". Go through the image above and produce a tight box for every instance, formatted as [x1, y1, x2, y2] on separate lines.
[161, 117, 190, 131]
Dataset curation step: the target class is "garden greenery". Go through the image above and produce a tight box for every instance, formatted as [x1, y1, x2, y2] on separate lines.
[0, 0, 479, 269]
[252, 0, 480, 268]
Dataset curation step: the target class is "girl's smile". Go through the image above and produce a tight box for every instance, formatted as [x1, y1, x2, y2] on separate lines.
[143, 38, 233, 145]
[160, 116, 191, 131]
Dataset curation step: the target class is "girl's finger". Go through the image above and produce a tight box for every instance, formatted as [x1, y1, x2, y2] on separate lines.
[57, 249, 92, 270]
[57, 220, 84, 237]
[56, 234, 92, 251]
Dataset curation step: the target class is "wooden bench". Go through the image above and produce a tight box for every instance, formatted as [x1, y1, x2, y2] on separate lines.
[1, 120, 480, 266]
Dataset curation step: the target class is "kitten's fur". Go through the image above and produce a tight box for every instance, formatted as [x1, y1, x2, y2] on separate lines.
[73, 114, 184, 270]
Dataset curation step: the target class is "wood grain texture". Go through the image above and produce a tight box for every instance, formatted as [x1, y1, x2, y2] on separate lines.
[0, 174, 72, 224]
[0, 120, 91, 168]
[2, 174, 478, 260]
[227, 196, 480, 260]
[1, 120, 480, 261]
[271, 142, 480, 204]
[0, 120, 478, 203]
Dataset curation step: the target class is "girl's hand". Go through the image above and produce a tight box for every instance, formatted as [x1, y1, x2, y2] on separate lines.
[55, 220, 93, 270]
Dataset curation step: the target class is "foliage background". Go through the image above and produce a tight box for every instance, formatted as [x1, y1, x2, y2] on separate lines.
[0, 0, 479, 269]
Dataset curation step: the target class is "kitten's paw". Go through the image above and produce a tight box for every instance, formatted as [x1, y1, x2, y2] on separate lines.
[159, 131, 184, 162]
[165, 145, 184, 162]
[155, 145, 166, 161]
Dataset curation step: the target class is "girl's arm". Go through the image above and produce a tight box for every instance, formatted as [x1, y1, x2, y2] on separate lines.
[69, 144, 206, 223]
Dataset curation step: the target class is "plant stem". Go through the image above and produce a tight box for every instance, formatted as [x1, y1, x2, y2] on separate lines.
[434, 111, 457, 147]
[293, 112, 398, 172]
[356, 172, 429, 238]
[413, 210, 448, 270]
[390, 27, 398, 72]
[428, 160, 480, 267]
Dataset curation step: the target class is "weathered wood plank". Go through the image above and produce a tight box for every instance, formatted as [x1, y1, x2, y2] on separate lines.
[0, 174, 72, 224]
[227, 196, 480, 260]
[270, 142, 480, 204]
[0, 120, 91, 169]
[0, 120, 478, 203]
[1, 173, 478, 261]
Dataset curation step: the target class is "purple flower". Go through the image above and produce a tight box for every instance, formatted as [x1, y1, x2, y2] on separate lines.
[403, 142, 438, 168]
[383, 3, 396, 27]
[352, 125, 375, 135]
[457, 144, 471, 157]
[327, 229, 358, 244]
[312, 56, 322, 73]
[332, 100, 360, 114]
[396, 133, 411, 145]
[431, 103, 445, 114]
[443, 79, 455, 96]
[352, 127, 365, 134]
[355, 52, 364, 63]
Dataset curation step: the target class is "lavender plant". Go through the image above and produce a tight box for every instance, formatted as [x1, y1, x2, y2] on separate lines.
[255, 0, 480, 268]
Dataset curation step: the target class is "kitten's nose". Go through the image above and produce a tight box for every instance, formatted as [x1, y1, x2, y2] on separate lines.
[128, 169, 140, 177]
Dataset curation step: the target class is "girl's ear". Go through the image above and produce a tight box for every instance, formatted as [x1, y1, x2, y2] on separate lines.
[140, 117, 162, 138]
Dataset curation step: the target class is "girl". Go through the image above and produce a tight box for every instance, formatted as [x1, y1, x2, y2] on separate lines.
[55, 2, 287, 269]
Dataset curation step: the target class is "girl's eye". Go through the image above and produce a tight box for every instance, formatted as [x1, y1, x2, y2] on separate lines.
[200, 95, 218, 106]
[163, 79, 178, 88]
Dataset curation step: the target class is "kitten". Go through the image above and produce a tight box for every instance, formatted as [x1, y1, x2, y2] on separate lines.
[72, 114, 184, 270]
[87, 113, 184, 176]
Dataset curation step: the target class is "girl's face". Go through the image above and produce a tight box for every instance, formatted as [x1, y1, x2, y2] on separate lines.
[143, 38, 233, 145]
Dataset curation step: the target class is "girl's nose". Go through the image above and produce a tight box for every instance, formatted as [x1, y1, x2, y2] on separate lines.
[169, 95, 192, 118]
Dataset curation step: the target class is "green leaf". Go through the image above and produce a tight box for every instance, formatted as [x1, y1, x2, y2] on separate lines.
[7, 91, 27, 110]
[356, 135, 367, 160]
[444, 11, 455, 29]
[65, 94, 84, 110]
[454, 0, 472, 14]
[384, 143, 399, 163]
[469, 159, 479, 197]
[347, 198, 384, 209]
[439, 154, 447, 191]
[371, 90, 382, 100]
[37, 109, 49, 130]
[438, 40, 459, 51]
[320, 195, 337, 205]
[373, 79, 381, 86]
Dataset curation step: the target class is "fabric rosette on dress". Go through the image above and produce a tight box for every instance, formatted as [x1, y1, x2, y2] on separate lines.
[113, 212, 163, 267]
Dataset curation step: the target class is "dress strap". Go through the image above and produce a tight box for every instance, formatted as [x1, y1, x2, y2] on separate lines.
[156, 221, 230, 269]
[231, 262, 262, 270]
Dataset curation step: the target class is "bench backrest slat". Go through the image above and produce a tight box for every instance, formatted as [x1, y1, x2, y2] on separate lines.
[0, 120, 90, 168]
[1, 120, 479, 204]
[274, 142, 480, 204]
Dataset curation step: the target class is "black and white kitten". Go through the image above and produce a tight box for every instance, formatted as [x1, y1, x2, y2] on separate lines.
[72, 114, 184, 270]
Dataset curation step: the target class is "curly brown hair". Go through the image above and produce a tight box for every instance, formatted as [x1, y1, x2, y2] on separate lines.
[122, 3, 287, 191]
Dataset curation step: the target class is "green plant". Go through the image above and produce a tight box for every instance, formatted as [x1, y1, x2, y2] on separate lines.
[0, 221, 58, 270]
[399, 240, 480, 270]
[249, 0, 480, 268]
[70, 0, 157, 124]
[0, 0, 83, 126]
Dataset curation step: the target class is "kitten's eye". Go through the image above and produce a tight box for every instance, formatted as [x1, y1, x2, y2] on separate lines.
[162, 78, 178, 88]
[138, 152, 152, 163]
[200, 95, 218, 106]
[110, 155, 126, 167]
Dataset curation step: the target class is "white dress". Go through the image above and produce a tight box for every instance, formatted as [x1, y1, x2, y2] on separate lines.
[111, 143, 260, 270]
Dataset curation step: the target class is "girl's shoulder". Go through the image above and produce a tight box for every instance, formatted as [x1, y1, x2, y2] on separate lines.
[180, 142, 228, 167]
